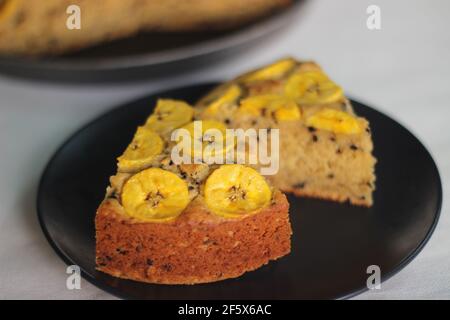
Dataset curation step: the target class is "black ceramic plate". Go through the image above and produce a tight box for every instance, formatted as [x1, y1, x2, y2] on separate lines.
[37, 83, 442, 299]
[0, 2, 304, 82]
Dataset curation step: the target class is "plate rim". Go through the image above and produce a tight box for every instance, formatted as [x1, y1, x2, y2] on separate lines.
[36, 83, 443, 300]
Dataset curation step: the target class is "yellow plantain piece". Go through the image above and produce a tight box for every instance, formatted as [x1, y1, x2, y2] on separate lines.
[203, 84, 242, 117]
[306, 108, 361, 134]
[241, 58, 296, 83]
[121, 168, 190, 222]
[145, 99, 194, 134]
[237, 94, 301, 121]
[117, 127, 164, 172]
[177, 120, 234, 161]
[204, 164, 272, 218]
[284, 71, 344, 105]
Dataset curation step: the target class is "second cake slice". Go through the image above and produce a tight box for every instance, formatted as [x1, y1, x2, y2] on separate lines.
[196, 58, 377, 206]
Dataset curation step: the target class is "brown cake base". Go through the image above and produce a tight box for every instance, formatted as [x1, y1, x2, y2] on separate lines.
[95, 191, 291, 284]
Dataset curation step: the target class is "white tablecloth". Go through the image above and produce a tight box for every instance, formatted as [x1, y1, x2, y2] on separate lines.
[0, 0, 448, 299]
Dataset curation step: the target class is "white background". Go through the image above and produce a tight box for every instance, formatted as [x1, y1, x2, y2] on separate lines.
[0, 0, 448, 299]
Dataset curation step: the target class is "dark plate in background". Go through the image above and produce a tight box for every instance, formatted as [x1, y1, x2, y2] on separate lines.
[0, 1, 305, 82]
[37, 83, 442, 299]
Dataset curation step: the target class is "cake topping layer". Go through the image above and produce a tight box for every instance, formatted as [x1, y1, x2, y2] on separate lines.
[196, 58, 367, 137]
[109, 98, 275, 222]
[106, 57, 375, 220]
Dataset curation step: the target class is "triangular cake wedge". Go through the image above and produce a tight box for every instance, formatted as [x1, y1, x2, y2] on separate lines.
[95, 100, 292, 284]
[197, 58, 376, 206]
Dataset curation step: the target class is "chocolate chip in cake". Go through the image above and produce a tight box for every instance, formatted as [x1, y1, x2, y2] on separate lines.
[162, 263, 173, 272]
[312, 134, 318, 142]
[336, 148, 343, 154]
[307, 126, 317, 133]
[116, 248, 128, 255]
[261, 108, 267, 116]
[13, 11, 26, 27]
[273, 118, 279, 124]
[224, 118, 231, 125]
[327, 173, 335, 179]
[97, 257, 109, 267]
[350, 144, 358, 151]
[366, 127, 371, 134]
[293, 182, 306, 189]
[146, 259, 154, 266]
[330, 135, 336, 142]
[360, 195, 366, 200]
[251, 120, 258, 126]
[203, 238, 218, 245]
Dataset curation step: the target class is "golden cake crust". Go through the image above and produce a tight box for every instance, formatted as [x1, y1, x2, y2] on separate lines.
[96, 191, 291, 284]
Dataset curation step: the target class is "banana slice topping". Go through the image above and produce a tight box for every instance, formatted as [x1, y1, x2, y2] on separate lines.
[241, 58, 296, 83]
[204, 164, 272, 219]
[306, 108, 361, 134]
[177, 120, 234, 162]
[237, 94, 301, 121]
[117, 127, 164, 172]
[285, 71, 344, 105]
[203, 84, 241, 117]
[121, 168, 190, 222]
[145, 99, 194, 134]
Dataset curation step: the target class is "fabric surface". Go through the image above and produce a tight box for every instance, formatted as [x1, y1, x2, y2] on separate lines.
[0, 0, 448, 299]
